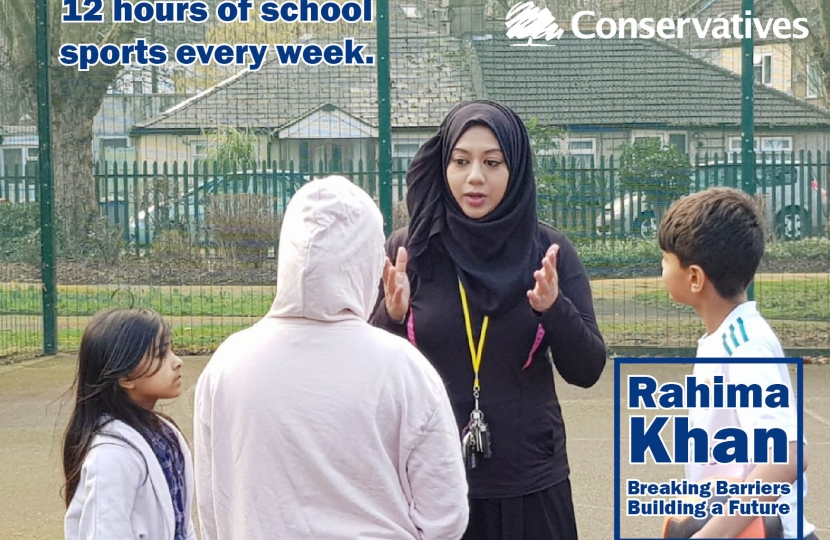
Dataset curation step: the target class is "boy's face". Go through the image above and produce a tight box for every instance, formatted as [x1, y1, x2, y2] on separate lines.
[661, 251, 696, 306]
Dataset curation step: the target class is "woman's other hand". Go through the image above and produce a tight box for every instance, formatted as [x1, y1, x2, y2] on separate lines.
[527, 244, 560, 313]
[383, 247, 411, 322]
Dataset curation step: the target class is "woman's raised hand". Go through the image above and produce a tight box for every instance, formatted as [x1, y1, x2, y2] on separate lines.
[383, 247, 411, 322]
[527, 244, 560, 313]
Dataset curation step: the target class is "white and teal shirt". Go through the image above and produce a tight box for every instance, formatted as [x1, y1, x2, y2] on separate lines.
[689, 301, 813, 538]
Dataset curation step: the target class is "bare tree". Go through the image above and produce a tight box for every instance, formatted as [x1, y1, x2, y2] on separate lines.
[0, 1, 141, 238]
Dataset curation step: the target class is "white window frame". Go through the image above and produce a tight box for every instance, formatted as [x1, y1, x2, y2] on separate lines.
[566, 137, 596, 167]
[806, 62, 821, 99]
[759, 136, 792, 153]
[0, 146, 38, 201]
[727, 136, 792, 155]
[629, 131, 687, 154]
[1, 145, 38, 175]
[754, 53, 773, 87]
[393, 142, 421, 160]
[190, 141, 209, 161]
[400, 5, 421, 18]
[631, 130, 666, 145]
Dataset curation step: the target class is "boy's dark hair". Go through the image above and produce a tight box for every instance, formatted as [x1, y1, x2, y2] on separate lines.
[658, 187, 765, 299]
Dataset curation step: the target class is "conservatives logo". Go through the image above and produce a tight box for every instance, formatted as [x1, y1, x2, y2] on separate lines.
[505, 2, 810, 42]
[505, 2, 564, 46]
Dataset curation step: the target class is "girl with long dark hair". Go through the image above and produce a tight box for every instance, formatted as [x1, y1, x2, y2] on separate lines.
[62, 308, 196, 540]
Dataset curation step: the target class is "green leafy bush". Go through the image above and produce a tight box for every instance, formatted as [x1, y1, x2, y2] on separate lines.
[0, 202, 40, 265]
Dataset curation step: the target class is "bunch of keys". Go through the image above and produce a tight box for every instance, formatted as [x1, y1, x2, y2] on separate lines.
[461, 408, 492, 470]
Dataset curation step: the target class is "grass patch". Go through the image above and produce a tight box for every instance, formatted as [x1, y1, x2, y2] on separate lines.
[1, 323, 250, 358]
[577, 238, 830, 277]
[598, 318, 828, 348]
[5, 317, 825, 360]
[0, 284, 275, 317]
[632, 276, 830, 321]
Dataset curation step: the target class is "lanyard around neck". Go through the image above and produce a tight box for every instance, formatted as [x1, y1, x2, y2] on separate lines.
[458, 279, 489, 395]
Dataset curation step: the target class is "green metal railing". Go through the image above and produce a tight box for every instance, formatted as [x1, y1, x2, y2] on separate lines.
[2, 151, 828, 360]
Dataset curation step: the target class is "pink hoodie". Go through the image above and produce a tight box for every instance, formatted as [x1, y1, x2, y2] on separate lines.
[193, 176, 469, 540]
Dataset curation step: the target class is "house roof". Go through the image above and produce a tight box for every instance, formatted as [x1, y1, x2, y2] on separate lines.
[473, 34, 830, 129]
[133, 34, 475, 134]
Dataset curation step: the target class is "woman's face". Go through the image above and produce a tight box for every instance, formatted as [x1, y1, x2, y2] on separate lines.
[446, 125, 509, 219]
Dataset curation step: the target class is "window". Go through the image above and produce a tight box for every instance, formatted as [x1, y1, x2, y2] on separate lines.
[400, 5, 421, 18]
[668, 133, 687, 154]
[759, 137, 792, 153]
[806, 62, 822, 99]
[1, 146, 38, 176]
[728, 136, 792, 155]
[630, 131, 687, 151]
[567, 138, 595, 168]
[633, 135, 662, 145]
[728, 137, 750, 153]
[754, 54, 772, 86]
[2, 148, 23, 176]
[393, 143, 421, 171]
[631, 130, 667, 146]
[190, 141, 208, 161]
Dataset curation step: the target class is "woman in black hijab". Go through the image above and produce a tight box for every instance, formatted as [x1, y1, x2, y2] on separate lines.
[371, 100, 606, 540]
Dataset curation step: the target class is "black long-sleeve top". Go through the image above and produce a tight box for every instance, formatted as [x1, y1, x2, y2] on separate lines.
[370, 223, 607, 498]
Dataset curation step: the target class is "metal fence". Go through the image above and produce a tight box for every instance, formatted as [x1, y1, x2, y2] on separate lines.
[2, 150, 829, 360]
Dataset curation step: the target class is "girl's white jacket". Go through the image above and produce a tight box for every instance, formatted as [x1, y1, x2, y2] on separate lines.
[193, 176, 469, 540]
[65, 418, 198, 540]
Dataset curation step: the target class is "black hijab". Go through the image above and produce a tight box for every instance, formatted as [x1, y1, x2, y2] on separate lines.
[406, 100, 543, 316]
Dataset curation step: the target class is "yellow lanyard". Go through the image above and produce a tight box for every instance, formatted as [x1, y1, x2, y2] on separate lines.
[458, 279, 489, 397]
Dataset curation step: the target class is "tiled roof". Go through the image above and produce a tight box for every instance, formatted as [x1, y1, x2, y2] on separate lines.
[473, 34, 830, 128]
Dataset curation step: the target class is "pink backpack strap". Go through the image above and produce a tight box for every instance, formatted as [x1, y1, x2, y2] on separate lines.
[523, 324, 545, 370]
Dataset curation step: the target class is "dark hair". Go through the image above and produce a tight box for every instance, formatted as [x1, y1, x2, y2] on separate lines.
[658, 187, 765, 299]
[62, 308, 177, 507]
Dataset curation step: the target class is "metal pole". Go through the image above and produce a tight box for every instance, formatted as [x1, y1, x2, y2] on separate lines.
[36, 0, 58, 354]
[741, 0, 756, 302]
[376, 0, 393, 236]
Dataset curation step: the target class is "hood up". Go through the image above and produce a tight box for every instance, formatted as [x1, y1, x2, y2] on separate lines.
[268, 176, 385, 322]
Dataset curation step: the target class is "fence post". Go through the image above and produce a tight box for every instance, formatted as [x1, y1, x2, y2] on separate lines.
[741, 0, 756, 301]
[36, 0, 57, 355]
[376, 0, 393, 235]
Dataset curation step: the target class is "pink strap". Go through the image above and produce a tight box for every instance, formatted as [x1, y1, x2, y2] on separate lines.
[523, 324, 545, 370]
[406, 311, 543, 370]
[406, 308, 417, 346]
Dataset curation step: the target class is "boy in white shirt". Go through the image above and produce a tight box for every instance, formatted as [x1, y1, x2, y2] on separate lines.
[658, 187, 815, 539]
